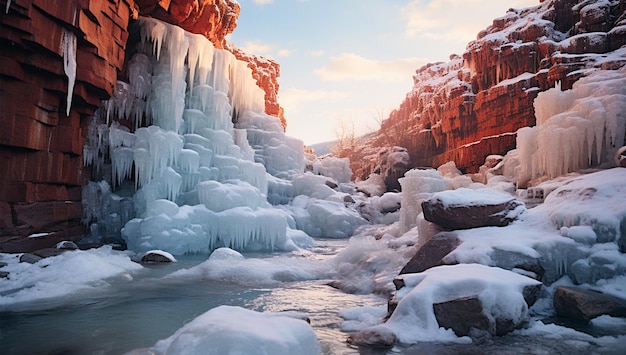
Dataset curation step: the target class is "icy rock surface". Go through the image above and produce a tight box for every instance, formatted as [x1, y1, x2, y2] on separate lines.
[449, 168, 626, 286]
[150, 305, 320, 355]
[82, 17, 318, 254]
[514, 68, 626, 185]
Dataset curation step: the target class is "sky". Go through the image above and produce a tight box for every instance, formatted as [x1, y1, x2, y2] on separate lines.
[228, 0, 539, 146]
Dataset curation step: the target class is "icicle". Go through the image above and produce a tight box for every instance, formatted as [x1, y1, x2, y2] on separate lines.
[139, 17, 168, 61]
[62, 30, 77, 116]
[185, 32, 214, 95]
[111, 147, 134, 189]
[6, 0, 11, 13]
[162, 167, 182, 202]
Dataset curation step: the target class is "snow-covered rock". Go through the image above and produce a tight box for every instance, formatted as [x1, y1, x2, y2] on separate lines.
[422, 188, 526, 230]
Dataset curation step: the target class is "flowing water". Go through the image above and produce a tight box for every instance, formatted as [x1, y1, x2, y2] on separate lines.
[1, 239, 624, 355]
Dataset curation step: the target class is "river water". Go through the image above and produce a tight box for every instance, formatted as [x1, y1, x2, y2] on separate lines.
[1, 238, 624, 354]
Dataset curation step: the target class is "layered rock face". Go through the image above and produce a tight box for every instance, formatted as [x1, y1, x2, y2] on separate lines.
[0, 0, 138, 251]
[373, 0, 626, 174]
[0, 0, 285, 251]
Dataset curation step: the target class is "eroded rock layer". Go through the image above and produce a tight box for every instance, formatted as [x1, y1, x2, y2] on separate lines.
[0, 0, 138, 251]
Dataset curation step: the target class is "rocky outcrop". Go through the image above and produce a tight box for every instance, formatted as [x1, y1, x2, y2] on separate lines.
[229, 46, 287, 130]
[135, 0, 239, 49]
[368, 0, 626, 175]
[1, 0, 138, 252]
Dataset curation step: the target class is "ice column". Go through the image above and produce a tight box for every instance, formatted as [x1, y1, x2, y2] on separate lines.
[398, 169, 447, 234]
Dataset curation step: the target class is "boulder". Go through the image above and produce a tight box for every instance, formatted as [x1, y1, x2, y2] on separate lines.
[553, 286, 626, 322]
[399, 232, 460, 275]
[141, 250, 177, 263]
[422, 188, 525, 230]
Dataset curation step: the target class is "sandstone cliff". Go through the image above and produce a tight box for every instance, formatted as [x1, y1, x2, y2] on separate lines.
[0, 0, 284, 251]
[359, 0, 626, 179]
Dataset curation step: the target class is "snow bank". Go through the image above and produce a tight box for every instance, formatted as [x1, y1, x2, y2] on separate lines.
[151, 305, 320, 355]
[0, 246, 142, 310]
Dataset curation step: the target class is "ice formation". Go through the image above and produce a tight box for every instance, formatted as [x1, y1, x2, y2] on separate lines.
[82, 17, 360, 254]
[398, 168, 447, 234]
[62, 30, 77, 116]
[514, 68, 626, 185]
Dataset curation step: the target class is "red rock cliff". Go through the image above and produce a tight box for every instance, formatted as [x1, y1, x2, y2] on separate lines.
[0, 0, 138, 251]
[369, 0, 626, 176]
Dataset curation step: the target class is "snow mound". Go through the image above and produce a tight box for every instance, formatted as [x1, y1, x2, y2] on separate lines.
[151, 306, 320, 355]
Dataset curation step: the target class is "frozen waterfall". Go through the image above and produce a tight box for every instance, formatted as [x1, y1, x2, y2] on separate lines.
[82, 17, 309, 254]
[514, 68, 626, 186]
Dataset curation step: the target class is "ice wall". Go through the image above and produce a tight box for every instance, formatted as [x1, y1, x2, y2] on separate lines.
[514, 68, 626, 185]
[82, 17, 307, 254]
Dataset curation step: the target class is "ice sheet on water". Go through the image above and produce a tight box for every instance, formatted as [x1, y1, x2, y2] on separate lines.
[0, 246, 142, 310]
[167, 247, 325, 285]
[150, 305, 320, 355]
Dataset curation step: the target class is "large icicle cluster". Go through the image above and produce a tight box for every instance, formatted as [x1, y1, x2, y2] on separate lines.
[83, 17, 308, 254]
[513, 68, 626, 185]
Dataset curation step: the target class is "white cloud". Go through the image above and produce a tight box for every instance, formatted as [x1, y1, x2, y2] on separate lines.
[314, 53, 428, 82]
[251, 0, 274, 5]
[402, 0, 539, 42]
[308, 50, 325, 57]
[279, 87, 349, 114]
[277, 49, 292, 57]
[239, 41, 274, 56]
[237, 40, 292, 59]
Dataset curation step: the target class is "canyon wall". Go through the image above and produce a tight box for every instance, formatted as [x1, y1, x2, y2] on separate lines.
[0, 0, 284, 251]
[365, 0, 626, 178]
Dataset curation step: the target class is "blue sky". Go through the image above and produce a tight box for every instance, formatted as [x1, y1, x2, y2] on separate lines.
[228, 0, 538, 146]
